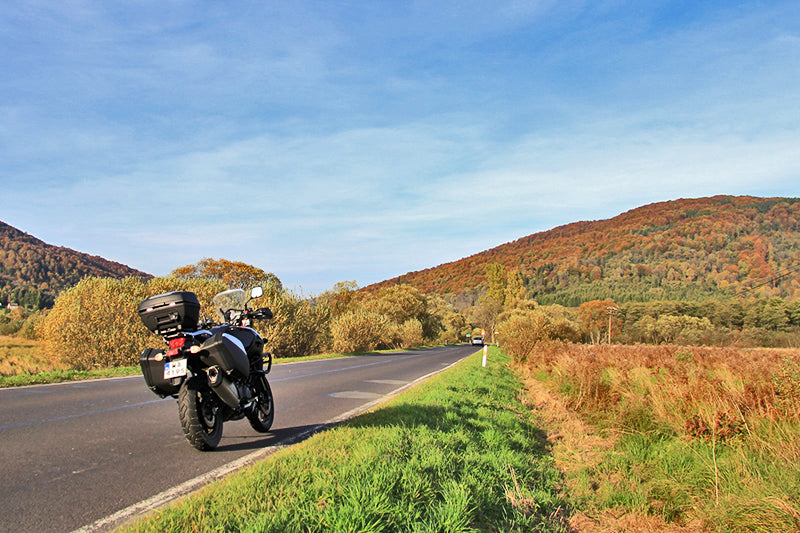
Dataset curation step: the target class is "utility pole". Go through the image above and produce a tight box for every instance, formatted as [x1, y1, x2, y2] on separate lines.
[606, 305, 619, 344]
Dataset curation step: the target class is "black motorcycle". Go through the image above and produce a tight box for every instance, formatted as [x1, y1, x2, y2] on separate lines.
[138, 287, 275, 451]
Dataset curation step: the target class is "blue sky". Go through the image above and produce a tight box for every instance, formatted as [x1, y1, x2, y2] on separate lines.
[2, 1, 799, 294]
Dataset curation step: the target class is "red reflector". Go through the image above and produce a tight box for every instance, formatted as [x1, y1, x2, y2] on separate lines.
[168, 337, 186, 349]
[166, 348, 180, 357]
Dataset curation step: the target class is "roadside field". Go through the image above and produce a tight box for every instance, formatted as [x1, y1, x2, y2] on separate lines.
[515, 342, 800, 532]
[0, 335, 141, 387]
[120, 347, 570, 533]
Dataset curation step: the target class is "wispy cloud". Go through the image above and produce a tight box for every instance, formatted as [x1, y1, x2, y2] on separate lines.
[1, 1, 798, 292]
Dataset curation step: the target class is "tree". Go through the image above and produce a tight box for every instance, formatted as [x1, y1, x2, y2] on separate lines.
[427, 295, 469, 343]
[469, 297, 504, 343]
[172, 258, 281, 292]
[504, 270, 528, 309]
[369, 284, 428, 326]
[497, 309, 554, 363]
[41, 276, 228, 369]
[759, 297, 790, 331]
[316, 281, 360, 318]
[485, 263, 507, 305]
[578, 299, 619, 344]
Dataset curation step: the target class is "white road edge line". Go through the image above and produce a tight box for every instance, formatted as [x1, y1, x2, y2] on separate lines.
[71, 354, 470, 533]
[2, 374, 142, 390]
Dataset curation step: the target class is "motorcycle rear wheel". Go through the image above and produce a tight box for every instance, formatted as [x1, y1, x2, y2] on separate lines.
[178, 376, 223, 451]
[247, 374, 274, 433]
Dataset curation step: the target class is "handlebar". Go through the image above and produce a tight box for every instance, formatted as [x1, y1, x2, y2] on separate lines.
[252, 307, 274, 320]
[200, 307, 274, 329]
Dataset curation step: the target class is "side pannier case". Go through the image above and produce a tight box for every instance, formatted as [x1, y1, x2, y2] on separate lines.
[139, 348, 182, 397]
[138, 291, 201, 336]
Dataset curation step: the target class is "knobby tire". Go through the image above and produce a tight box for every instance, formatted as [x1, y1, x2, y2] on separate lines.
[178, 376, 223, 451]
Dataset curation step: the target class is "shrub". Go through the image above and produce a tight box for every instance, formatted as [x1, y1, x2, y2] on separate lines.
[41, 276, 227, 370]
[398, 318, 425, 349]
[259, 290, 331, 358]
[0, 320, 23, 336]
[497, 309, 554, 363]
[41, 277, 151, 369]
[18, 310, 47, 340]
[331, 310, 392, 353]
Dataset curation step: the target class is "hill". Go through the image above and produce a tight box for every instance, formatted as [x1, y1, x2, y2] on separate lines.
[369, 196, 800, 306]
[0, 221, 151, 308]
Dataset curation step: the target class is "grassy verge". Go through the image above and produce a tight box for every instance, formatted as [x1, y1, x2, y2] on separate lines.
[514, 342, 800, 532]
[120, 347, 570, 533]
[0, 335, 142, 387]
[0, 365, 142, 388]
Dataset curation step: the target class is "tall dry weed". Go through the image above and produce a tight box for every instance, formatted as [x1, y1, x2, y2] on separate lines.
[520, 342, 800, 436]
[515, 342, 800, 532]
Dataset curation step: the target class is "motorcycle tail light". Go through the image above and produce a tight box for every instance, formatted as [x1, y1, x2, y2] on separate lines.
[169, 337, 186, 349]
[167, 336, 186, 357]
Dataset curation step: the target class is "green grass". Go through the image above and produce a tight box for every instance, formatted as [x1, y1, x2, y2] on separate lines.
[120, 347, 570, 533]
[578, 428, 800, 531]
[0, 365, 142, 387]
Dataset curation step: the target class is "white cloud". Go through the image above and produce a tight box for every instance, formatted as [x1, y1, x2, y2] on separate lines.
[2, 1, 799, 293]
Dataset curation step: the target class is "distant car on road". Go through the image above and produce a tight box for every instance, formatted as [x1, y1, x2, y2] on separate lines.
[471, 336, 484, 346]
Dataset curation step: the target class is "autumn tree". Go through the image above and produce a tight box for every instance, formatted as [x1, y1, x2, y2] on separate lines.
[485, 263, 507, 305]
[41, 276, 227, 369]
[578, 299, 620, 344]
[172, 258, 281, 292]
[316, 281, 361, 318]
[427, 294, 470, 343]
[368, 285, 428, 325]
[504, 270, 529, 309]
[496, 309, 554, 363]
[469, 297, 504, 342]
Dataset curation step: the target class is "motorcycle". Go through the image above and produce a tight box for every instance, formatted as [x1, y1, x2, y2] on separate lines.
[137, 286, 275, 451]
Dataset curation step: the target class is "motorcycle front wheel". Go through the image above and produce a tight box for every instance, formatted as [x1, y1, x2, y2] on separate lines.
[247, 373, 274, 433]
[178, 376, 223, 451]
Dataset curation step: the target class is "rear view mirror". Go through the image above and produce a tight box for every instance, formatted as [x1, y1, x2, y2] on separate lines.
[251, 286, 263, 299]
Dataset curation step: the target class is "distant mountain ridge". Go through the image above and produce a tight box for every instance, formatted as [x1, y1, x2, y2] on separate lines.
[369, 196, 800, 306]
[0, 220, 151, 308]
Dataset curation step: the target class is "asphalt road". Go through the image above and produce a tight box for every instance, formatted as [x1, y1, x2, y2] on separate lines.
[0, 345, 478, 533]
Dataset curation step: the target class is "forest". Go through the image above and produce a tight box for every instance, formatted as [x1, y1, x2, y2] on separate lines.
[371, 196, 800, 307]
[0, 220, 150, 310]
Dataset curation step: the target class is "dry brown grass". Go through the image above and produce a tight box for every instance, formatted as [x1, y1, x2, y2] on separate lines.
[0, 335, 66, 376]
[520, 342, 800, 433]
[513, 342, 800, 532]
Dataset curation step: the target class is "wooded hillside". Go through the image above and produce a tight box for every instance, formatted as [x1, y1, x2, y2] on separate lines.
[369, 196, 800, 306]
[0, 221, 151, 308]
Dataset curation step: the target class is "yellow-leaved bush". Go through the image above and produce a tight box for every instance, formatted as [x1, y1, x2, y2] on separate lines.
[330, 310, 393, 353]
[42, 276, 226, 370]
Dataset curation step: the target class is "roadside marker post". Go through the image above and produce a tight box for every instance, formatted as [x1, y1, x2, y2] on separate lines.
[482, 344, 488, 367]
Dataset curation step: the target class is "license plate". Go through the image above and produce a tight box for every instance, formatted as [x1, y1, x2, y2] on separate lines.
[164, 358, 188, 379]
